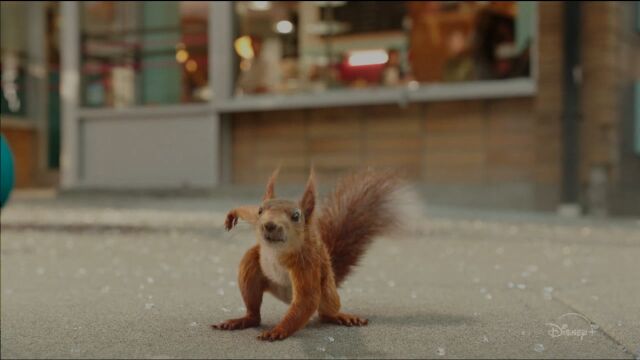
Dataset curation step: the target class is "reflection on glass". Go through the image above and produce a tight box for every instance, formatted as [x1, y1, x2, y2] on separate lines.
[234, 1, 532, 96]
[81, 1, 209, 108]
[0, 2, 28, 116]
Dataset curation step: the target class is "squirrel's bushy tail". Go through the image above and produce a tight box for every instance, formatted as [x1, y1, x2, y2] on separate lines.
[317, 169, 411, 286]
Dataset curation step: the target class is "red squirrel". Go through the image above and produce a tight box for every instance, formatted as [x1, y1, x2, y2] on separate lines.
[212, 168, 405, 341]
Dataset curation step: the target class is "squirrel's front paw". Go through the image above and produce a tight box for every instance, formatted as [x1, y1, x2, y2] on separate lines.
[212, 316, 260, 330]
[257, 327, 289, 341]
[224, 211, 238, 231]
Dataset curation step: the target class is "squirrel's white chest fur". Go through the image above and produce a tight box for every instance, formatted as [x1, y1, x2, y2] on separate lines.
[259, 245, 291, 287]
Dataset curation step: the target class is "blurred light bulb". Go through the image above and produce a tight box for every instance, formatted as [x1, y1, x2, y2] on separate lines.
[186, 59, 198, 72]
[275, 20, 294, 34]
[234, 36, 255, 60]
[248, 1, 271, 11]
[347, 49, 389, 66]
[176, 49, 189, 63]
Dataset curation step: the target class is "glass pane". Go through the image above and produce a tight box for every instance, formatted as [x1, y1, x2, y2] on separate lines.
[233, 1, 533, 96]
[81, 1, 209, 108]
[1, 1, 29, 117]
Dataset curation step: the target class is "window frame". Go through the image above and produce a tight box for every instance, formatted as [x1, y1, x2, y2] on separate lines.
[71, 1, 539, 114]
[214, 1, 538, 113]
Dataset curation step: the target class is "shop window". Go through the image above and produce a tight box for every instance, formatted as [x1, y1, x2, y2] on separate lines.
[1, 1, 28, 117]
[233, 1, 533, 96]
[81, 1, 209, 108]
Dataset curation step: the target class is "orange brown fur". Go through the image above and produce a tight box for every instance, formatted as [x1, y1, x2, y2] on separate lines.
[212, 168, 402, 340]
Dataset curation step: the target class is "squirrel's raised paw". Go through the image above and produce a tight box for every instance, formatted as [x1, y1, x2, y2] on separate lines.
[224, 211, 239, 231]
[257, 327, 289, 341]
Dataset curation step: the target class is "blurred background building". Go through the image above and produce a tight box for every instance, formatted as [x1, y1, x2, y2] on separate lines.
[0, 1, 638, 215]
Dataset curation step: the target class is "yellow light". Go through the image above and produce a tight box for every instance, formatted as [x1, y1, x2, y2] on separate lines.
[176, 49, 189, 63]
[234, 35, 255, 60]
[347, 49, 389, 66]
[186, 59, 198, 72]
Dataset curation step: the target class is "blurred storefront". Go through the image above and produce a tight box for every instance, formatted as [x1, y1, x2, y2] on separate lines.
[1, 1, 60, 188]
[1, 1, 638, 215]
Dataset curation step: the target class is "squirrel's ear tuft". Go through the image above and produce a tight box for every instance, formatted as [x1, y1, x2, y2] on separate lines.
[299, 168, 316, 221]
[263, 167, 280, 201]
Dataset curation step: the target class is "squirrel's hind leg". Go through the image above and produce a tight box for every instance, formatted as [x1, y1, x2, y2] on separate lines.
[212, 245, 266, 330]
[317, 271, 368, 327]
[320, 313, 369, 327]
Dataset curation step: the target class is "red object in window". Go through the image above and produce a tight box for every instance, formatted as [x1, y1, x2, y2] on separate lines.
[337, 57, 386, 85]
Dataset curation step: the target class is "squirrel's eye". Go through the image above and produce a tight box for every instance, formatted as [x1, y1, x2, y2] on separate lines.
[258, 207, 263, 216]
[291, 210, 300, 222]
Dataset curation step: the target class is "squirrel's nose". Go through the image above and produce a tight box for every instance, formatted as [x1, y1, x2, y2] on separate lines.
[263, 221, 278, 233]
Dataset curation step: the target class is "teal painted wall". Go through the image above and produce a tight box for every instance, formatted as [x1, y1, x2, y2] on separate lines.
[48, 71, 60, 168]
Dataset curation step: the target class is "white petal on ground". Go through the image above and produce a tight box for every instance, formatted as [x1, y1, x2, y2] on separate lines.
[327, 336, 335, 343]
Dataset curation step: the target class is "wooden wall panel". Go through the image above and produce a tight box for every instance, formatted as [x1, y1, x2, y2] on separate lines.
[1, 126, 37, 188]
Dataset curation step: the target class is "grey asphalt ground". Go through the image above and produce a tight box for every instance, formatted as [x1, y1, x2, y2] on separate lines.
[1, 190, 639, 359]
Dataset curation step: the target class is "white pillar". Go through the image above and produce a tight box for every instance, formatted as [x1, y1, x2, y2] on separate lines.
[26, 1, 49, 179]
[211, 1, 235, 185]
[211, 1, 234, 100]
[60, 1, 80, 189]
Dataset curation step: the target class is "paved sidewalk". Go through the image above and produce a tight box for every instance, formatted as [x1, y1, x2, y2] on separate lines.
[1, 192, 639, 359]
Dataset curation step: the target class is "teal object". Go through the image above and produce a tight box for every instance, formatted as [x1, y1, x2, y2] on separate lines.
[141, 1, 181, 105]
[0, 134, 15, 207]
[516, 1, 535, 53]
